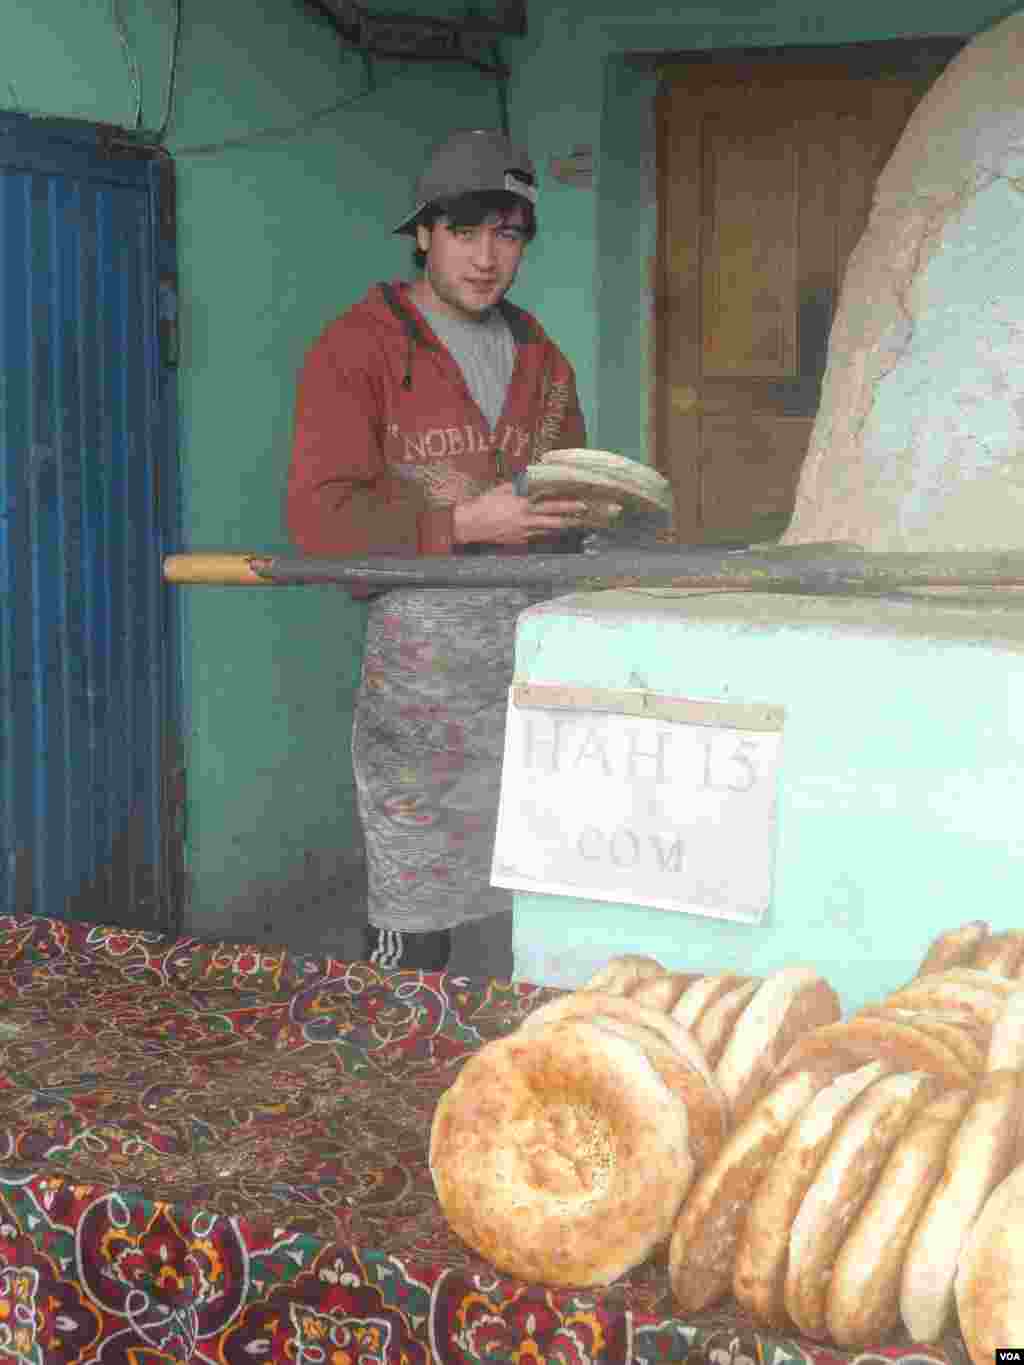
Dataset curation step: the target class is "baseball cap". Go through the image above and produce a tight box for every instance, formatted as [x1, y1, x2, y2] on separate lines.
[393, 128, 537, 235]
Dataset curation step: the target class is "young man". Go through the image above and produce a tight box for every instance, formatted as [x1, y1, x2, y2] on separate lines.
[287, 129, 587, 972]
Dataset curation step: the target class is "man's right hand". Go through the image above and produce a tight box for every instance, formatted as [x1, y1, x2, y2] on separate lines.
[452, 482, 589, 546]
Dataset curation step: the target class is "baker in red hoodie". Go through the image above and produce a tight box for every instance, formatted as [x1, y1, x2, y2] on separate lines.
[287, 128, 588, 973]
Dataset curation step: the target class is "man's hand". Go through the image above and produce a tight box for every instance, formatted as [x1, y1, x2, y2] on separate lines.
[452, 482, 589, 546]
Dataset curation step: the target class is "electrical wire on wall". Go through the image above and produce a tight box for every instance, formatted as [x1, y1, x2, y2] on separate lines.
[109, 0, 144, 131]
[157, 0, 396, 157]
[155, 0, 182, 141]
[108, 0, 516, 158]
[169, 76, 392, 157]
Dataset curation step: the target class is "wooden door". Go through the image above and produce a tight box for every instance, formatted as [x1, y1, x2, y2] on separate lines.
[655, 51, 956, 545]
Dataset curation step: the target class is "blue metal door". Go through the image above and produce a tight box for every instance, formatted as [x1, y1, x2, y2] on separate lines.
[0, 113, 182, 934]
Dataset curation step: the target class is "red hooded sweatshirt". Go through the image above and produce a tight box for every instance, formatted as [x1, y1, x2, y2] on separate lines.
[286, 281, 587, 566]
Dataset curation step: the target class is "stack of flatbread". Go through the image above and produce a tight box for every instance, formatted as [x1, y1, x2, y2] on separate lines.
[521, 448, 676, 532]
[429, 928, 1024, 1364]
[668, 924, 1024, 1356]
[913, 920, 1024, 979]
[428, 954, 838, 1288]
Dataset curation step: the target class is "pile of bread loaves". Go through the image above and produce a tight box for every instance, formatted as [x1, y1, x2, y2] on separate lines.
[429, 923, 1024, 1365]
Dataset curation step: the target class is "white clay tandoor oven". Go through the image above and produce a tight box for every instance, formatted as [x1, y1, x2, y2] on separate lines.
[501, 9, 1024, 1013]
[504, 589, 1024, 1014]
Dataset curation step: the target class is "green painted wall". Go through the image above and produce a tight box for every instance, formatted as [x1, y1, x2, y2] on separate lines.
[0, 0, 1012, 948]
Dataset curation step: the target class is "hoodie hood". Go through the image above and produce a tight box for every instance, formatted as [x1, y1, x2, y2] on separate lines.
[352, 281, 539, 393]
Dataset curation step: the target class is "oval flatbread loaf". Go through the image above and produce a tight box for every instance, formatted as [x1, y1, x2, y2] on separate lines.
[856, 1006, 986, 1075]
[900, 1068, 1021, 1342]
[922, 966, 1020, 998]
[669, 1066, 833, 1315]
[629, 971, 702, 1012]
[429, 1017, 694, 1287]
[582, 954, 667, 995]
[783, 1070, 942, 1339]
[986, 987, 1024, 1070]
[671, 973, 748, 1032]
[885, 982, 1002, 1032]
[732, 1061, 889, 1330]
[696, 980, 760, 1068]
[715, 966, 841, 1122]
[775, 1016, 972, 1089]
[886, 971, 1013, 1032]
[916, 920, 989, 975]
[519, 990, 727, 1168]
[971, 929, 1024, 977]
[825, 1087, 971, 1347]
[955, 1162, 1024, 1365]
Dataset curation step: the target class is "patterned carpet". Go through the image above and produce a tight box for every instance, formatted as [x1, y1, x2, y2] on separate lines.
[0, 912, 965, 1363]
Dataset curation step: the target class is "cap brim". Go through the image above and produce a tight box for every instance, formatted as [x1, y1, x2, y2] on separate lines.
[393, 202, 427, 236]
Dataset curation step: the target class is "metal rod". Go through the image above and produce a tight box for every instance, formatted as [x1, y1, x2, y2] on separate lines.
[164, 548, 1024, 595]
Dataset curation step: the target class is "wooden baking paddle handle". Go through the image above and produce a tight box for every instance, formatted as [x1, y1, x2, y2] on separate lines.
[163, 553, 274, 585]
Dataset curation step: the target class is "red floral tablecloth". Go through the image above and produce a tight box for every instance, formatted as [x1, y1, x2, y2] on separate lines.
[0, 913, 968, 1364]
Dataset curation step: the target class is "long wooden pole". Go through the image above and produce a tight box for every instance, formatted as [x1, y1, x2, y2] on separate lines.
[163, 548, 1024, 595]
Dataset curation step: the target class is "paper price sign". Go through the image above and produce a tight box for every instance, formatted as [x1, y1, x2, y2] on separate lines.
[491, 685, 784, 923]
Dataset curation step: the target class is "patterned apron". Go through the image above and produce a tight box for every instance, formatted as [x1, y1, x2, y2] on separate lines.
[352, 585, 551, 934]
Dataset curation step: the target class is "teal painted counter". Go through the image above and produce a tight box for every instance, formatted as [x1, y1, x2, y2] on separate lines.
[510, 589, 1024, 1015]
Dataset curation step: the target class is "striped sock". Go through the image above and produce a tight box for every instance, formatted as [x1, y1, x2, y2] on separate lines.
[364, 925, 451, 970]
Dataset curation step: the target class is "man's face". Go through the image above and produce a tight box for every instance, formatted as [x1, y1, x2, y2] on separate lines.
[416, 205, 527, 322]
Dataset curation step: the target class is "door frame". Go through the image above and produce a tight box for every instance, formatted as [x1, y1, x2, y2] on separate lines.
[651, 36, 965, 542]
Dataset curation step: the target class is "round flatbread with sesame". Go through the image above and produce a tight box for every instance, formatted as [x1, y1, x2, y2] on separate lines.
[519, 989, 726, 1169]
[429, 1017, 694, 1287]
